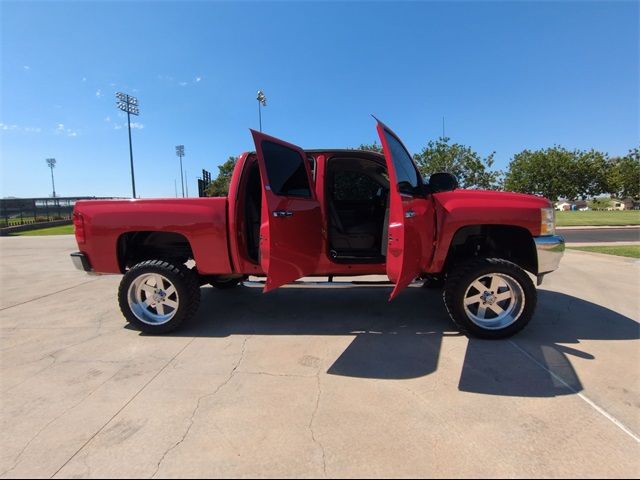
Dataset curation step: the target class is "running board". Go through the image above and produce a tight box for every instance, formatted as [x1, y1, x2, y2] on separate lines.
[241, 279, 423, 288]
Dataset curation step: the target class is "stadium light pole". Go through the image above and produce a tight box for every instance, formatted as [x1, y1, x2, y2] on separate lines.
[176, 145, 185, 197]
[46, 158, 57, 198]
[116, 92, 140, 198]
[256, 90, 267, 132]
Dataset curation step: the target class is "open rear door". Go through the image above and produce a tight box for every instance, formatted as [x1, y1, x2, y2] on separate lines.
[375, 118, 433, 300]
[251, 130, 323, 292]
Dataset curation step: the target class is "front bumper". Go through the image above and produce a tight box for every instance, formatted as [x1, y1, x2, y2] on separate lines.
[70, 252, 93, 273]
[535, 235, 565, 275]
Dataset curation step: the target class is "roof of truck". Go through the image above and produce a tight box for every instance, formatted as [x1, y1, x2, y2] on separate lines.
[304, 149, 384, 157]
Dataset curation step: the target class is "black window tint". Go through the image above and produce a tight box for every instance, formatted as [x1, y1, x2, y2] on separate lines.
[383, 130, 419, 195]
[261, 141, 311, 197]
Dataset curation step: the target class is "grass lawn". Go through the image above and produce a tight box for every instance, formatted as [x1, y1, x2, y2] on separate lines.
[11, 224, 75, 236]
[568, 245, 640, 258]
[556, 210, 640, 227]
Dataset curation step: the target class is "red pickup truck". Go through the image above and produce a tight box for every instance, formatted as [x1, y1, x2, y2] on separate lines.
[71, 119, 564, 338]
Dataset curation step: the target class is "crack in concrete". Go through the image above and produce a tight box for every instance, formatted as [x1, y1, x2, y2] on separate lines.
[49, 337, 196, 479]
[309, 372, 327, 477]
[1, 365, 126, 477]
[2, 327, 118, 394]
[150, 336, 251, 479]
[0, 279, 103, 312]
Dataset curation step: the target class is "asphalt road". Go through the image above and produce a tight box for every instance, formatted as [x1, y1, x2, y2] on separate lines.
[559, 226, 640, 243]
[1, 236, 639, 478]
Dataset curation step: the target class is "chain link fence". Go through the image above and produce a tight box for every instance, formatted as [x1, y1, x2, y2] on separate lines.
[0, 197, 118, 228]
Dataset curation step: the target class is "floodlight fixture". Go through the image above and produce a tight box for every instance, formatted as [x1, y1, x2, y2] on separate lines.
[46, 158, 57, 198]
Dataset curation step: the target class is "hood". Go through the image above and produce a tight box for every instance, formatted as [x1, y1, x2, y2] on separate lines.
[434, 189, 551, 210]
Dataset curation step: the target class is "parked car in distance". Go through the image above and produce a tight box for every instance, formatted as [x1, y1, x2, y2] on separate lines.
[71, 119, 565, 339]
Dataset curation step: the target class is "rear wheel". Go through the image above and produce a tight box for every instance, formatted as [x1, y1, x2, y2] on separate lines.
[118, 259, 200, 334]
[443, 258, 536, 339]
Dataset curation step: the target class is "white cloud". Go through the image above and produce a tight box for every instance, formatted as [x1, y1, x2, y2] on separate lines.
[82, 77, 87, 82]
[23, 65, 30, 71]
[179, 81, 188, 87]
[114, 121, 144, 130]
[55, 123, 78, 137]
[195, 76, 202, 83]
[0, 123, 41, 133]
[96, 89, 102, 98]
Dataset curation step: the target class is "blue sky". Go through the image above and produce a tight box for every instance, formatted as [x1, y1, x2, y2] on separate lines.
[1, 0, 638, 199]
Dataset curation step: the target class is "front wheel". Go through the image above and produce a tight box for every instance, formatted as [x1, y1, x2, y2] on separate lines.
[443, 258, 536, 339]
[118, 259, 201, 334]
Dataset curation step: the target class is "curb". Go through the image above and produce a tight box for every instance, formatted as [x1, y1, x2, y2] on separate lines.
[557, 225, 639, 230]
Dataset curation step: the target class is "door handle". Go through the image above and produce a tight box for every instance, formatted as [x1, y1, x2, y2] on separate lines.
[273, 210, 294, 218]
[405, 210, 416, 218]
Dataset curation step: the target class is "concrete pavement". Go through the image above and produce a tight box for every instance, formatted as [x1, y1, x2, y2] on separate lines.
[1, 236, 639, 478]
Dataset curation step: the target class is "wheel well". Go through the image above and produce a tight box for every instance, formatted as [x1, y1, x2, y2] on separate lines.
[117, 231, 194, 272]
[443, 225, 537, 275]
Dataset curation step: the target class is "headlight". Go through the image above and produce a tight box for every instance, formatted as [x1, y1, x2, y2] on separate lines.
[540, 207, 555, 236]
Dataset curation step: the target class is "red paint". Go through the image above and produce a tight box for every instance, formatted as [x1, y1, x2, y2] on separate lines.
[428, 189, 549, 273]
[250, 130, 324, 292]
[376, 120, 435, 300]
[73, 124, 552, 293]
[74, 197, 232, 274]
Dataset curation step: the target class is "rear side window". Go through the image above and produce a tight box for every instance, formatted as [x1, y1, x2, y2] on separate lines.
[261, 141, 312, 197]
[383, 130, 420, 195]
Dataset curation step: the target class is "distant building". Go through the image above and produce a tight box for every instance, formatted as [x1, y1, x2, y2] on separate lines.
[611, 198, 639, 210]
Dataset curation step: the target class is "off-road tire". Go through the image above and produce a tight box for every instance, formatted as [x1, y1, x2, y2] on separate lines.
[443, 258, 536, 339]
[118, 259, 201, 334]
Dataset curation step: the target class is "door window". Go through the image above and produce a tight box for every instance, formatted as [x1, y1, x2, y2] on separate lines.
[261, 140, 312, 197]
[382, 130, 420, 195]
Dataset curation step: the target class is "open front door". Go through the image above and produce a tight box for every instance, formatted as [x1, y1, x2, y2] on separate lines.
[375, 119, 433, 300]
[251, 130, 323, 292]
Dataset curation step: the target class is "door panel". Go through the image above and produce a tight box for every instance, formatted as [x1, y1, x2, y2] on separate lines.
[375, 119, 434, 299]
[251, 130, 323, 292]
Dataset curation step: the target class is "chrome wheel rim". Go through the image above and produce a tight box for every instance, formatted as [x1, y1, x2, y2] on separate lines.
[463, 273, 525, 330]
[127, 273, 180, 325]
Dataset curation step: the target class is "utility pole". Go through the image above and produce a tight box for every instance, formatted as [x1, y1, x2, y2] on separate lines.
[116, 92, 140, 198]
[174, 179, 178, 198]
[185, 170, 189, 197]
[46, 158, 57, 198]
[176, 145, 185, 197]
[256, 90, 267, 132]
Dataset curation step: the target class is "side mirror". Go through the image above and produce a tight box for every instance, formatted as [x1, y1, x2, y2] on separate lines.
[428, 172, 458, 193]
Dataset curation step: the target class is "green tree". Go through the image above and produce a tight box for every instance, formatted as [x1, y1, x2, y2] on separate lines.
[205, 156, 238, 197]
[504, 147, 610, 201]
[607, 147, 640, 199]
[588, 198, 611, 210]
[413, 137, 502, 190]
[357, 142, 383, 153]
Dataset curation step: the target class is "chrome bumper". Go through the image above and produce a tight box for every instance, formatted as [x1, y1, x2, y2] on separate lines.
[535, 235, 565, 275]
